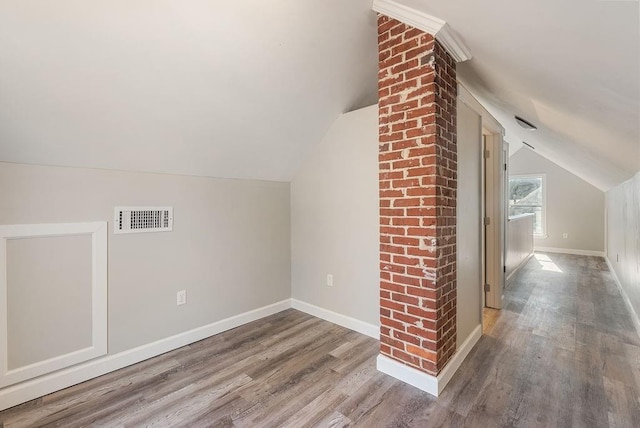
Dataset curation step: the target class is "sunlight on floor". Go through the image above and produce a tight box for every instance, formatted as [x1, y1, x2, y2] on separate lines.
[534, 253, 563, 273]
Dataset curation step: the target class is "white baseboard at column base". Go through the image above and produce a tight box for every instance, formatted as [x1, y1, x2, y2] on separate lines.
[0, 299, 292, 411]
[377, 355, 438, 395]
[377, 324, 482, 396]
[437, 325, 482, 390]
[534, 247, 605, 257]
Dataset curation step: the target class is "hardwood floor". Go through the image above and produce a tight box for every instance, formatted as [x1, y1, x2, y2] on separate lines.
[1, 252, 639, 427]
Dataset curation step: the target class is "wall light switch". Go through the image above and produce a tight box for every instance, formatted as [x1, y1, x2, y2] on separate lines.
[562, 233, 568, 239]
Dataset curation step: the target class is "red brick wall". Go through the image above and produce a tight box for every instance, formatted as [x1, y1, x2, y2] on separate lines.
[377, 14, 457, 376]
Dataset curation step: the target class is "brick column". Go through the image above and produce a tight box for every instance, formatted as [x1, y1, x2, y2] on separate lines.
[377, 15, 457, 376]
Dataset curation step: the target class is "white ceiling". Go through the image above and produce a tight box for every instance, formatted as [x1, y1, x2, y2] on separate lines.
[0, 1, 378, 181]
[0, 1, 638, 189]
[397, 0, 639, 191]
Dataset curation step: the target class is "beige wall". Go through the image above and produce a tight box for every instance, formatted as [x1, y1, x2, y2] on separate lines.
[7, 235, 93, 369]
[456, 101, 482, 347]
[291, 105, 379, 326]
[505, 214, 534, 281]
[291, 100, 486, 346]
[0, 162, 291, 355]
[509, 149, 605, 253]
[607, 172, 640, 329]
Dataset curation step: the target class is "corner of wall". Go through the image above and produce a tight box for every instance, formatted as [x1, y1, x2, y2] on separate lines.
[289, 103, 379, 327]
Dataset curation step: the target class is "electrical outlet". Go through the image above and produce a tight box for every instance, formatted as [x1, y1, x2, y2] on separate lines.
[562, 233, 568, 239]
[177, 290, 186, 305]
[327, 274, 334, 287]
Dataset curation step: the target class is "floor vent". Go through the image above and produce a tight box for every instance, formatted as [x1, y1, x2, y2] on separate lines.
[114, 207, 173, 234]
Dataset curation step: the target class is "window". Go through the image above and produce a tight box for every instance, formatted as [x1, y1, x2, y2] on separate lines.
[508, 175, 545, 236]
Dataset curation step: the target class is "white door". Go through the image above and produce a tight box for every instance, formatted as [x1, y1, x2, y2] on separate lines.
[484, 135, 506, 309]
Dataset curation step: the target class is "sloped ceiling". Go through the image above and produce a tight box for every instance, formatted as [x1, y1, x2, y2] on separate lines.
[1, 1, 638, 190]
[0, 1, 378, 181]
[396, 0, 639, 191]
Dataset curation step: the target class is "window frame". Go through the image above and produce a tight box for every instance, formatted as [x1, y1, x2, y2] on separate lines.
[508, 173, 547, 238]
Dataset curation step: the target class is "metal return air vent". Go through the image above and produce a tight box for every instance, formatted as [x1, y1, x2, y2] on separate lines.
[114, 207, 173, 234]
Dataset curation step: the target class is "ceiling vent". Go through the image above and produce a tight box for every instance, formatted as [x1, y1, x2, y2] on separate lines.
[114, 207, 173, 234]
[515, 115, 538, 131]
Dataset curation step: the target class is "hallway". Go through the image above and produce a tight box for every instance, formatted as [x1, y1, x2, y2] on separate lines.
[461, 252, 640, 427]
[1, 253, 638, 427]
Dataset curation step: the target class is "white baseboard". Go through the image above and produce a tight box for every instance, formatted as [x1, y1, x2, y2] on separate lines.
[376, 324, 482, 396]
[377, 354, 438, 395]
[535, 247, 605, 257]
[606, 257, 640, 338]
[2, 296, 481, 409]
[0, 299, 292, 411]
[291, 299, 379, 340]
[437, 325, 482, 391]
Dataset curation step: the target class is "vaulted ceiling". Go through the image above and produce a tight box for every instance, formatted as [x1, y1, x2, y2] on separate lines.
[0, 1, 378, 181]
[0, 1, 638, 190]
[399, 0, 639, 191]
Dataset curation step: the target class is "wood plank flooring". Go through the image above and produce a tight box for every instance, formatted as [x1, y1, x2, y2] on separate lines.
[1, 252, 640, 427]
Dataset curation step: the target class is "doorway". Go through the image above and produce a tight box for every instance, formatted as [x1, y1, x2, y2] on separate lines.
[482, 133, 508, 333]
[484, 134, 508, 310]
[456, 84, 507, 338]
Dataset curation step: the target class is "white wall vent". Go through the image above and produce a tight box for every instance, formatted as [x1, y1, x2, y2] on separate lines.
[113, 207, 173, 234]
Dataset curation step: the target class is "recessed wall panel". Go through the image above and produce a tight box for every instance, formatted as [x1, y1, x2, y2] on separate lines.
[6, 235, 93, 370]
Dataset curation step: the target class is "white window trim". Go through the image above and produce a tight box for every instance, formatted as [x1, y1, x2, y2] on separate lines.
[509, 173, 547, 238]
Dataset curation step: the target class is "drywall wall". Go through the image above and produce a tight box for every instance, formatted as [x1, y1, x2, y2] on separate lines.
[456, 101, 482, 348]
[7, 235, 92, 370]
[0, 162, 291, 355]
[509, 149, 605, 253]
[291, 100, 485, 343]
[291, 105, 379, 327]
[606, 172, 640, 330]
[505, 214, 534, 281]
